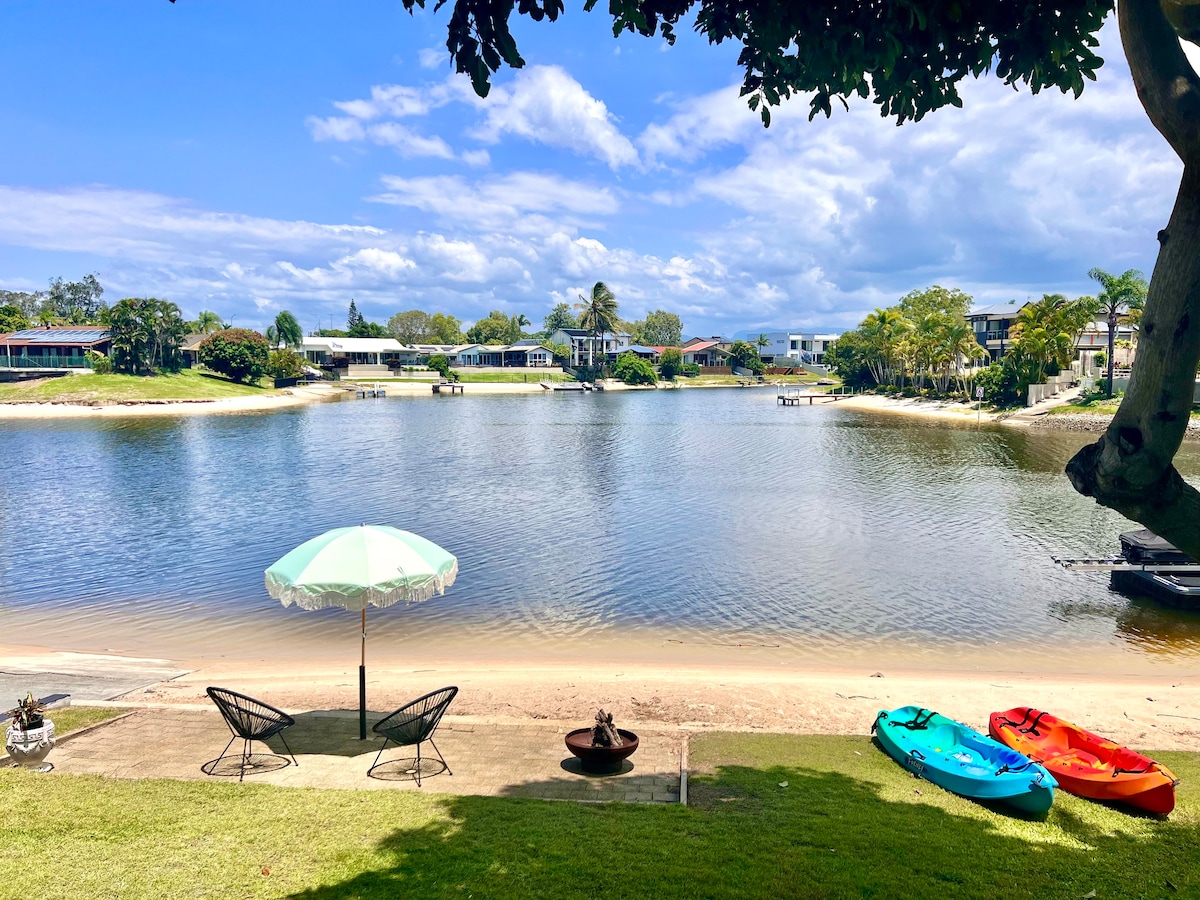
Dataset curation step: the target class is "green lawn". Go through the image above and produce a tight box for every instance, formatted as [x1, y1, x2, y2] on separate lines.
[453, 371, 572, 384]
[686, 373, 830, 387]
[44, 706, 127, 734]
[0, 368, 275, 403]
[3, 732, 1195, 898]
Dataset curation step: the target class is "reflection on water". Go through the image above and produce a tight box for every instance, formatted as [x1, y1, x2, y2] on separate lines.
[3, 391, 1200, 670]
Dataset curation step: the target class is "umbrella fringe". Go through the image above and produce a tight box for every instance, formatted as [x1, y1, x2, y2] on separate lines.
[266, 560, 457, 612]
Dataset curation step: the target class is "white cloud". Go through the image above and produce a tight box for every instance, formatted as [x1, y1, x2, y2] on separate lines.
[366, 122, 454, 158]
[370, 171, 620, 233]
[418, 47, 445, 70]
[471, 66, 639, 169]
[334, 84, 431, 119]
[306, 116, 366, 142]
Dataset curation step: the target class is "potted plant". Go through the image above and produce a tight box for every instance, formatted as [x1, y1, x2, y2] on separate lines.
[564, 708, 639, 774]
[5, 693, 56, 771]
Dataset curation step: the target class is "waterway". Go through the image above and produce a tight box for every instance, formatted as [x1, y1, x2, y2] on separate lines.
[3, 389, 1199, 674]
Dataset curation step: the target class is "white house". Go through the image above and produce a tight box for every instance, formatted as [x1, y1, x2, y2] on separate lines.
[758, 331, 840, 366]
[301, 337, 409, 373]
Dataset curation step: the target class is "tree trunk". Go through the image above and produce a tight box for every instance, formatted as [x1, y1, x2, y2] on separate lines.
[1066, 168, 1200, 558]
[1066, 0, 1200, 559]
[1107, 308, 1117, 398]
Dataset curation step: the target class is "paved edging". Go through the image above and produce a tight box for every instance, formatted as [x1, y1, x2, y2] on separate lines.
[1, 710, 136, 767]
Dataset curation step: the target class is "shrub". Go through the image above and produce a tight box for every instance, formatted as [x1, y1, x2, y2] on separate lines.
[901, 386, 917, 398]
[1094, 351, 1107, 370]
[681, 363, 701, 376]
[267, 349, 306, 379]
[613, 352, 658, 385]
[974, 361, 1020, 406]
[198, 328, 269, 383]
[658, 347, 683, 379]
[85, 349, 113, 375]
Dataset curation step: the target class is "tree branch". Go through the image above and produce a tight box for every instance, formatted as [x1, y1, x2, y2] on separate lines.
[1067, 164, 1200, 559]
[1120, 0, 1200, 161]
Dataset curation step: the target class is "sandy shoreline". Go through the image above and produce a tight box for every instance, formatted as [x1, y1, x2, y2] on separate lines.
[6, 643, 1198, 751]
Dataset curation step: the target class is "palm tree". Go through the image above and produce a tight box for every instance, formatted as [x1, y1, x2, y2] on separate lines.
[274, 311, 303, 348]
[859, 307, 909, 386]
[1087, 268, 1149, 398]
[193, 310, 223, 334]
[575, 282, 619, 372]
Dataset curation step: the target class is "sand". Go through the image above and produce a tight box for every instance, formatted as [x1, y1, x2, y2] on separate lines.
[7, 643, 1197, 751]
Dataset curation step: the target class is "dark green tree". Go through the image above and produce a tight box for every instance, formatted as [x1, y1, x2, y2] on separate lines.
[728, 340, 765, 375]
[466, 310, 515, 344]
[198, 328, 270, 383]
[658, 346, 683, 379]
[823, 331, 873, 390]
[104, 297, 187, 375]
[349, 320, 387, 338]
[543, 303, 579, 332]
[638, 310, 683, 346]
[347, 300, 363, 331]
[0, 304, 29, 334]
[614, 351, 657, 385]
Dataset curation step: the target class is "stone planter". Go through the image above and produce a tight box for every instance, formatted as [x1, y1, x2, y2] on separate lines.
[5, 719, 56, 771]
[564, 728, 639, 774]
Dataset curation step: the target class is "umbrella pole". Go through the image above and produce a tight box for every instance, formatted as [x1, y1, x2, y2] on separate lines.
[359, 608, 367, 740]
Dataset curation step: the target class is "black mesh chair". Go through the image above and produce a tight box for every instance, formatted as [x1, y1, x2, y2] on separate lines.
[368, 686, 458, 785]
[204, 686, 298, 781]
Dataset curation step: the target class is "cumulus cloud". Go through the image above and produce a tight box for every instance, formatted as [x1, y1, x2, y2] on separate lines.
[471, 66, 639, 169]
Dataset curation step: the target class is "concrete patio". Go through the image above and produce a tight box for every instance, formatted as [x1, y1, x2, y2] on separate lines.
[32, 706, 685, 804]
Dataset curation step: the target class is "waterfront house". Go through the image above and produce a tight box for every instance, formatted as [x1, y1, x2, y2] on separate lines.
[502, 339, 556, 367]
[967, 303, 1030, 361]
[757, 331, 840, 366]
[680, 340, 729, 368]
[0, 326, 110, 371]
[300, 336, 410, 376]
[546, 328, 632, 367]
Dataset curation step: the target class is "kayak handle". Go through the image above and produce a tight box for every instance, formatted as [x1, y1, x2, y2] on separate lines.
[995, 760, 1035, 776]
[909, 749, 926, 761]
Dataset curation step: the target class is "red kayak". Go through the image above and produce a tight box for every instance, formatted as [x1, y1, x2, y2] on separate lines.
[989, 707, 1178, 815]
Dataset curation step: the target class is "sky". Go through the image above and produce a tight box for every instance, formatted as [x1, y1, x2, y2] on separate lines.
[0, 2, 1193, 339]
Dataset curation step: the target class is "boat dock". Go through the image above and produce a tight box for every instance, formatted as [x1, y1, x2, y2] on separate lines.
[778, 389, 847, 405]
[354, 384, 387, 399]
[432, 381, 464, 394]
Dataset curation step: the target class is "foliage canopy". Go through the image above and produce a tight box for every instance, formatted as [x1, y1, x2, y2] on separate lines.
[199, 328, 270, 384]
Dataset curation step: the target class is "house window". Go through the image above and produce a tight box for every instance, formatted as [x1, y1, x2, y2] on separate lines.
[790, 340, 798, 350]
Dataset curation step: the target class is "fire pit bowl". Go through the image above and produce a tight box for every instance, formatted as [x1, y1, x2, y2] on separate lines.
[564, 728, 639, 775]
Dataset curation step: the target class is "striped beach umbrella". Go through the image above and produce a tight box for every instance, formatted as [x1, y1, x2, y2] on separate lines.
[265, 524, 458, 738]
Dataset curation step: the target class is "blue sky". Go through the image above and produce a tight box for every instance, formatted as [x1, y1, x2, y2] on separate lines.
[0, 2, 1191, 338]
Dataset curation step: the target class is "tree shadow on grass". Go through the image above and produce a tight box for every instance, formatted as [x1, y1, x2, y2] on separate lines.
[283, 759, 1198, 900]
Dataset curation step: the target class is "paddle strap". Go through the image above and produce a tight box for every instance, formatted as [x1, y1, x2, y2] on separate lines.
[995, 760, 1036, 776]
[994, 709, 1035, 732]
[1112, 764, 1154, 778]
[889, 708, 936, 731]
[1019, 711, 1050, 736]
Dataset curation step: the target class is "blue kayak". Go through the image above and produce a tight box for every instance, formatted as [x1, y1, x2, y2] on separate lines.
[872, 706, 1057, 815]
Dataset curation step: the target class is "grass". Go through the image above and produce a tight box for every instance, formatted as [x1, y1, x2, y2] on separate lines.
[43, 706, 127, 734]
[0, 368, 275, 403]
[3, 732, 1196, 898]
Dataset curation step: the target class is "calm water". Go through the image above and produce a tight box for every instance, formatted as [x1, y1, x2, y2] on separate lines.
[4, 389, 1200, 671]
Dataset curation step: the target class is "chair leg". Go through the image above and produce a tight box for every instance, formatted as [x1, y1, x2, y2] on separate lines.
[428, 736, 452, 776]
[415, 741, 422, 787]
[240, 739, 251, 782]
[369, 738, 391, 775]
[278, 732, 298, 768]
[209, 733, 238, 777]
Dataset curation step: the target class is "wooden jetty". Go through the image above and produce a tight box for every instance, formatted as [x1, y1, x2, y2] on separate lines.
[778, 389, 848, 405]
[354, 384, 387, 399]
[432, 381, 464, 394]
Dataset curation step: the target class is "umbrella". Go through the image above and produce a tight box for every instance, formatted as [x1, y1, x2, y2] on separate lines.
[265, 524, 458, 739]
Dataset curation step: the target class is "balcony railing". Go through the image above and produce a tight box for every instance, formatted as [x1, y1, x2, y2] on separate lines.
[0, 354, 93, 369]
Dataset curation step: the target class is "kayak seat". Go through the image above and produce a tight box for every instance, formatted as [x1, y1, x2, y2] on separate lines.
[1049, 748, 1102, 768]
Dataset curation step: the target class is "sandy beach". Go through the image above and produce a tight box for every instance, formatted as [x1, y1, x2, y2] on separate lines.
[6, 643, 1198, 751]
